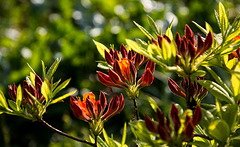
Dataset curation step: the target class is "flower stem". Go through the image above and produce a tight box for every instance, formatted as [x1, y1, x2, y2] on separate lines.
[133, 99, 140, 120]
[39, 118, 95, 146]
[94, 135, 98, 147]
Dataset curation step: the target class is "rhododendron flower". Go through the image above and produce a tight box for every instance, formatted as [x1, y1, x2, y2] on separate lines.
[8, 74, 45, 106]
[70, 91, 124, 135]
[144, 103, 202, 144]
[168, 77, 208, 104]
[97, 44, 155, 99]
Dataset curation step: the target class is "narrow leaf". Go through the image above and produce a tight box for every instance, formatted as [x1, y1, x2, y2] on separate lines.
[46, 58, 61, 80]
[16, 85, 22, 111]
[205, 66, 233, 96]
[93, 40, 110, 59]
[147, 96, 159, 112]
[147, 15, 159, 35]
[52, 78, 71, 97]
[192, 21, 208, 35]
[102, 129, 109, 145]
[219, 2, 229, 33]
[121, 122, 127, 147]
[198, 80, 234, 104]
[50, 90, 76, 104]
[41, 80, 51, 102]
[133, 21, 154, 40]
[0, 90, 9, 109]
[30, 72, 35, 86]
[41, 60, 46, 79]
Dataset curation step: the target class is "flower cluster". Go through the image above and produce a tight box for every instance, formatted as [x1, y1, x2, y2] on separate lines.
[168, 77, 208, 107]
[144, 103, 202, 145]
[175, 25, 213, 62]
[70, 91, 124, 135]
[97, 44, 155, 99]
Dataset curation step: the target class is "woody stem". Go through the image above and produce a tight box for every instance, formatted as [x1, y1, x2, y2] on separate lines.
[39, 118, 95, 146]
[133, 99, 140, 120]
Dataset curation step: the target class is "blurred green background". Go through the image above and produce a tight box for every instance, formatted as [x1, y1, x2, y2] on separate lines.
[0, 0, 239, 146]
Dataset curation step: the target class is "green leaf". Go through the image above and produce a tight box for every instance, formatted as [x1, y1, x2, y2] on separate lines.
[147, 15, 159, 35]
[218, 2, 229, 34]
[205, 66, 233, 96]
[198, 80, 234, 104]
[208, 120, 230, 145]
[129, 120, 157, 146]
[189, 141, 212, 147]
[30, 72, 35, 86]
[25, 90, 42, 106]
[165, 24, 173, 40]
[133, 21, 154, 40]
[41, 60, 46, 79]
[221, 104, 238, 132]
[126, 39, 166, 68]
[231, 65, 240, 101]
[7, 100, 17, 111]
[16, 85, 22, 111]
[52, 78, 71, 97]
[50, 90, 76, 104]
[41, 80, 51, 102]
[192, 21, 208, 35]
[45, 58, 61, 81]
[136, 38, 148, 48]
[161, 38, 171, 63]
[205, 22, 213, 33]
[93, 40, 109, 59]
[0, 90, 8, 110]
[102, 129, 109, 145]
[191, 70, 206, 77]
[121, 122, 127, 147]
[147, 96, 159, 112]
[226, 58, 237, 70]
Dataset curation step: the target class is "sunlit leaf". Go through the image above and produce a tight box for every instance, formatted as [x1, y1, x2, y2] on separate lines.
[147, 15, 159, 35]
[30, 72, 35, 86]
[198, 80, 234, 104]
[93, 40, 110, 59]
[52, 78, 71, 97]
[45, 58, 61, 81]
[16, 85, 22, 111]
[218, 2, 229, 34]
[41, 80, 51, 102]
[134, 21, 154, 40]
[208, 120, 229, 145]
[192, 21, 208, 35]
[205, 66, 233, 96]
[41, 60, 46, 79]
[121, 122, 127, 147]
[0, 90, 9, 109]
[147, 96, 159, 112]
[51, 90, 76, 104]
[221, 104, 238, 131]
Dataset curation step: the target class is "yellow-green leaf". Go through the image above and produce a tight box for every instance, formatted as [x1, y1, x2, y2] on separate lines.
[0, 90, 8, 109]
[208, 120, 230, 144]
[93, 40, 109, 59]
[16, 85, 22, 111]
[161, 39, 171, 63]
[50, 90, 76, 104]
[30, 72, 35, 86]
[219, 2, 229, 33]
[133, 21, 154, 40]
[165, 27, 173, 41]
[41, 81, 51, 102]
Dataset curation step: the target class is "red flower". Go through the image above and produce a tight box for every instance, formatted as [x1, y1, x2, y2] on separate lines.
[70, 91, 124, 122]
[175, 25, 213, 62]
[97, 44, 155, 96]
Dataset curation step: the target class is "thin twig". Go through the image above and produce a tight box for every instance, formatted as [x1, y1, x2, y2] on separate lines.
[39, 118, 95, 146]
